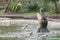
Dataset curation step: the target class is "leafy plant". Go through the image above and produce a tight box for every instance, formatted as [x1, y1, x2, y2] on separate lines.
[49, 0, 59, 13]
[42, 0, 50, 12]
[28, 2, 39, 12]
[44, 0, 59, 13]
[48, 9, 60, 14]
[9, 1, 22, 12]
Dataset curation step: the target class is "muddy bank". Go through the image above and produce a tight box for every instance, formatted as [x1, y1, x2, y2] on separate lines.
[0, 13, 60, 19]
[45, 13, 60, 19]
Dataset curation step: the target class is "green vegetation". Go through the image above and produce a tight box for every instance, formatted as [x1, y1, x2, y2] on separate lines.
[43, 0, 49, 12]
[50, 0, 59, 12]
[49, 0, 59, 14]
[48, 9, 60, 14]
[43, 0, 60, 14]
[0, 2, 8, 13]
[0, 0, 60, 14]
[0, 9, 5, 13]
[28, 2, 39, 12]
[7, 0, 39, 13]
[9, 1, 22, 12]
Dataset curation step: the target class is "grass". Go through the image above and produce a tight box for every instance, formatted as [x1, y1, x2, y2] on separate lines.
[17, 10, 39, 17]
[0, 9, 39, 16]
[0, 9, 5, 13]
[25, 11, 39, 14]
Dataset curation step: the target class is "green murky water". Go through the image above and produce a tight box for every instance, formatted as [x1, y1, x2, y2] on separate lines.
[0, 20, 60, 40]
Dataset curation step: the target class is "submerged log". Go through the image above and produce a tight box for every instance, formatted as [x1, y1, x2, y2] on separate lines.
[37, 8, 49, 33]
